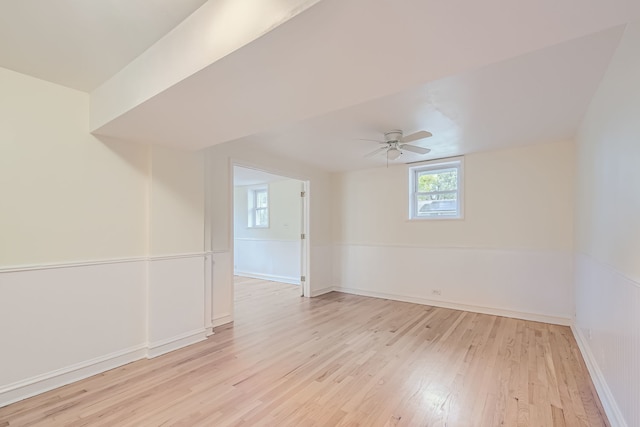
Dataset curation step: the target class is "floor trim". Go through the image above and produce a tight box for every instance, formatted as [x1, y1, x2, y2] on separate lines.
[147, 329, 207, 359]
[234, 271, 300, 285]
[571, 325, 626, 427]
[213, 314, 233, 328]
[332, 286, 572, 326]
[0, 344, 147, 408]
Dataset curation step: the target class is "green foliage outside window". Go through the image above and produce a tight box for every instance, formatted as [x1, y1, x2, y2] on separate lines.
[418, 169, 457, 200]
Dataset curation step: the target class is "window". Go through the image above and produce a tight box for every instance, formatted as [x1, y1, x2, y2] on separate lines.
[409, 158, 463, 219]
[248, 186, 269, 228]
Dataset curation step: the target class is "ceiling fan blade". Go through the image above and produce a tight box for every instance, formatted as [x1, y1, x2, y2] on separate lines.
[401, 130, 432, 143]
[364, 146, 388, 158]
[400, 144, 431, 155]
[358, 138, 386, 144]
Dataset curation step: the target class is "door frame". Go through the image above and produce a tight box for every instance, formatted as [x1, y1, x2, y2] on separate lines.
[230, 160, 310, 297]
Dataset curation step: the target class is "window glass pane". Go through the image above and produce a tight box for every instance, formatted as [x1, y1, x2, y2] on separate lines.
[256, 190, 268, 208]
[417, 192, 457, 216]
[248, 188, 269, 227]
[255, 207, 268, 226]
[417, 169, 457, 192]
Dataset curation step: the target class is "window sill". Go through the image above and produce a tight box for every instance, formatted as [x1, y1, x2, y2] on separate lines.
[407, 216, 464, 222]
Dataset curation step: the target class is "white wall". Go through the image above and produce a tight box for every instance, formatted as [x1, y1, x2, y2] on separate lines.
[149, 146, 205, 256]
[147, 145, 207, 356]
[573, 22, 640, 427]
[0, 68, 149, 406]
[0, 68, 148, 266]
[206, 140, 333, 325]
[332, 140, 575, 324]
[0, 262, 147, 405]
[233, 179, 302, 284]
[0, 67, 208, 407]
[234, 179, 302, 241]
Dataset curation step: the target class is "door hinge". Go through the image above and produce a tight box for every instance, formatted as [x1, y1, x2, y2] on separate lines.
[301, 233, 306, 240]
[301, 191, 306, 197]
[301, 275, 306, 282]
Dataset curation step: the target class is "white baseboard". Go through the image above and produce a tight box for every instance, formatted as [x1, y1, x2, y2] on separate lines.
[571, 325, 626, 427]
[0, 344, 147, 408]
[212, 314, 233, 328]
[234, 271, 300, 285]
[147, 329, 207, 359]
[332, 286, 572, 326]
[1, 329, 211, 408]
[310, 286, 335, 297]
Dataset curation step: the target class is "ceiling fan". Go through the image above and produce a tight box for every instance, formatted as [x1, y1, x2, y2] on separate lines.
[364, 129, 432, 160]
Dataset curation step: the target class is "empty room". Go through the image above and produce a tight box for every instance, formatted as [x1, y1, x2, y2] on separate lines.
[1, 1, 639, 426]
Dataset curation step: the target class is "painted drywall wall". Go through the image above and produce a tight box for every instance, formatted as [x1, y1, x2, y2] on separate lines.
[0, 262, 147, 405]
[234, 179, 302, 283]
[0, 67, 209, 406]
[574, 22, 640, 427]
[333, 141, 574, 250]
[575, 30, 640, 282]
[0, 68, 148, 406]
[333, 140, 575, 321]
[206, 140, 333, 323]
[149, 145, 205, 256]
[0, 67, 148, 266]
[147, 145, 207, 352]
[234, 180, 302, 240]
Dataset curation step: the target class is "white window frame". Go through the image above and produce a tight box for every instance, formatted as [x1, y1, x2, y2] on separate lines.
[408, 157, 464, 220]
[248, 185, 269, 228]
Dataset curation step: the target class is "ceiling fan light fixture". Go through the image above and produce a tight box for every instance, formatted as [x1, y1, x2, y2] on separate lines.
[387, 147, 401, 160]
[362, 129, 432, 160]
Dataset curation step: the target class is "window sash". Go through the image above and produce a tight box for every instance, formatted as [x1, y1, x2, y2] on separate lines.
[255, 189, 268, 208]
[410, 160, 462, 219]
[254, 206, 268, 227]
[415, 189, 458, 197]
[248, 187, 269, 228]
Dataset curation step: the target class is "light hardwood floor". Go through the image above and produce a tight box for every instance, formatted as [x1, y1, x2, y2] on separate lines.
[1, 277, 608, 426]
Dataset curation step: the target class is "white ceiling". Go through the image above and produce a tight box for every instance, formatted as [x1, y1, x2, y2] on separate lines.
[0, 0, 207, 91]
[1, 0, 638, 173]
[234, 166, 294, 187]
[229, 26, 623, 171]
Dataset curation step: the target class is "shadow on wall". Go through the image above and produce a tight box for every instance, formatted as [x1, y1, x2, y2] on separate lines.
[96, 134, 205, 217]
[94, 135, 149, 176]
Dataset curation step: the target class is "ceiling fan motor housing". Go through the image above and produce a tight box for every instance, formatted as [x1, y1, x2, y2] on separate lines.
[384, 130, 403, 142]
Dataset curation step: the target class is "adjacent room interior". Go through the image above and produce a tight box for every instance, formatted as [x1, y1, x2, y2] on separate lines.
[1, 1, 639, 425]
[233, 165, 306, 291]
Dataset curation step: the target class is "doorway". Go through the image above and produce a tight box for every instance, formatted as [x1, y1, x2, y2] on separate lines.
[232, 165, 308, 297]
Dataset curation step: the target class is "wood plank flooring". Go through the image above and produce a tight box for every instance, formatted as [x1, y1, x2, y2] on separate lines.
[1, 277, 609, 426]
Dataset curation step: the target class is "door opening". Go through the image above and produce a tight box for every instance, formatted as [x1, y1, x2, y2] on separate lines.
[232, 165, 309, 297]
